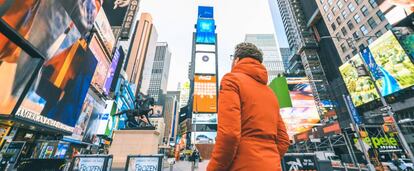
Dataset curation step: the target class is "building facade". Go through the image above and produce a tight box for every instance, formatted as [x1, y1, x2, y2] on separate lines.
[245, 34, 285, 82]
[315, 0, 390, 62]
[163, 91, 180, 146]
[144, 42, 172, 104]
[124, 13, 158, 95]
[279, 47, 291, 72]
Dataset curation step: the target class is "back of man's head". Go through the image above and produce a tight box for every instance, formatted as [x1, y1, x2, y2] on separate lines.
[234, 42, 263, 63]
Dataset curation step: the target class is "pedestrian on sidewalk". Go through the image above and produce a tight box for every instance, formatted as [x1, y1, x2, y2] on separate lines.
[191, 148, 200, 170]
[207, 43, 290, 171]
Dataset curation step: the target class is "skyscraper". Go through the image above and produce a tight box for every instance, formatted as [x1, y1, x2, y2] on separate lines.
[315, 0, 390, 62]
[164, 91, 180, 146]
[144, 42, 172, 104]
[279, 47, 291, 72]
[245, 34, 285, 82]
[124, 13, 158, 95]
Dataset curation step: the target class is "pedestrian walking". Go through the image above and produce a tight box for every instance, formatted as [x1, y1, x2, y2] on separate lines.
[192, 149, 200, 169]
[207, 43, 290, 171]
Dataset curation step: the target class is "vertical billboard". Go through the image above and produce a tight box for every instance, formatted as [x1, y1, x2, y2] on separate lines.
[83, 97, 105, 145]
[16, 37, 98, 132]
[90, 34, 111, 94]
[195, 53, 216, 74]
[192, 75, 217, 113]
[68, 93, 95, 141]
[96, 100, 114, 135]
[339, 55, 380, 106]
[195, 19, 216, 44]
[94, 9, 116, 55]
[362, 31, 414, 96]
[279, 78, 320, 138]
[102, 0, 129, 26]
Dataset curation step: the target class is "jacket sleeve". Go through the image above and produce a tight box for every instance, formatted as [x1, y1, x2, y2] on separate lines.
[207, 74, 241, 171]
[276, 111, 290, 158]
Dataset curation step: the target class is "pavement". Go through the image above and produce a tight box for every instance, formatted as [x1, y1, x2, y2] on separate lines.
[163, 160, 209, 171]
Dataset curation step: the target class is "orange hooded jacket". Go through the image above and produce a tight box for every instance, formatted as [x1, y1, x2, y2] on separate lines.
[207, 58, 290, 171]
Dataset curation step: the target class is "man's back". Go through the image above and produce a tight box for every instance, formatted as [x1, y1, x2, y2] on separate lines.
[207, 57, 290, 171]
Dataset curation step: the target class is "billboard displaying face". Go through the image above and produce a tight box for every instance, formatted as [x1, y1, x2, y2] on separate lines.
[340, 55, 380, 106]
[68, 93, 95, 141]
[192, 132, 216, 144]
[94, 9, 116, 55]
[195, 53, 216, 75]
[17, 38, 98, 131]
[196, 19, 216, 44]
[280, 78, 320, 138]
[364, 31, 414, 96]
[192, 114, 217, 124]
[90, 34, 110, 94]
[193, 75, 217, 113]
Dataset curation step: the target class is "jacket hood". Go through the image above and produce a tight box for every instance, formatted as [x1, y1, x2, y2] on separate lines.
[232, 58, 268, 85]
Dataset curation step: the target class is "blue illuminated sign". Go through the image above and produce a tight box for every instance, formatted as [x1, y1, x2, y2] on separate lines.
[198, 6, 214, 19]
[196, 19, 216, 44]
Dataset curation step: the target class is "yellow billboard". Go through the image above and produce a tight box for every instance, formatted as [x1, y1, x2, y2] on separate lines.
[192, 75, 217, 113]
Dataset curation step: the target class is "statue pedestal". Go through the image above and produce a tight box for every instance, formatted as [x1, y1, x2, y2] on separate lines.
[108, 129, 160, 170]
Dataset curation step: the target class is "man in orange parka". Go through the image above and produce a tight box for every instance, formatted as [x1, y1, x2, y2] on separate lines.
[207, 43, 290, 171]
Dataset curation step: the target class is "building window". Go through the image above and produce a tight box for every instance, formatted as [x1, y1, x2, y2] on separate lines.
[354, 14, 361, 23]
[328, 0, 333, 5]
[332, 6, 338, 13]
[341, 43, 347, 52]
[348, 3, 355, 12]
[323, 4, 329, 12]
[352, 48, 358, 55]
[345, 55, 351, 60]
[385, 23, 392, 30]
[369, 0, 378, 8]
[347, 20, 354, 30]
[358, 44, 366, 51]
[360, 25, 368, 35]
[336, 33, 341, 41]
[353, 31, 360, 39]
[375, 30, 382, 37]
[361, 5, 369, 16]
[341, 10, 349, 18]
[367, 37, 374, 44]
[356, 0, 362, 5]
[368, 17, 377, 29]
[341, 27, 348, 36]
[336, 17, 342, 25]
[338, 1, 344, 9]
[328, 13, 333, 21]
[376, 11, 386, 21]
[331, 23, 337, 31]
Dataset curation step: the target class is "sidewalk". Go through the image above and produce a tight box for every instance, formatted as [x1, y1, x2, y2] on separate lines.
[164, 160, 209, 171]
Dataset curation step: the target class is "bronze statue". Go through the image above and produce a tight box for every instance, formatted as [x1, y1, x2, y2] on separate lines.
[114, 93, 155, 128]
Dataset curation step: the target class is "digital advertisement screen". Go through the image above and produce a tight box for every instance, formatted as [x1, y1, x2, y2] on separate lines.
[196, 19, 216, 44]
[94, 9, 116, 55]
[195, 44, 216, 52]
[198, 6, 214, 19]
[195, 52, 216, 74]
[0, 36, 42, 115]
[83, 97, 105, 145]
[103, 47, 124, 95]
[192, 75, 217, 113]
[192, 132, 216, 144]
[339, 55, 380, 106]
[194, 124, 217, 132]
[68, 93, 95, 141]
[364, 31, 414, 96]
[279, 78, 320, 138]
[59, 0, 102, 37]
[0, 0, 74, 59]
[90, 34, 110, 94]
[398, 28, 414, 59]
[102, 0, 130, 26]
[192, 113, 217, 124]
[96, 100, 113, 135]
[17, 37, 98, 132]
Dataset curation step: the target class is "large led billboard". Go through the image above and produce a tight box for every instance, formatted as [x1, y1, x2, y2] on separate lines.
[83, 96, 105, 145]
[67, 93, 95, 141]
[195, 52, 216, 74]
[198, 6, 214, 19]
[363, 31, 414, 96]
[103, 47, 124, 96]
[102, 0, 129, 26]
[191, 132, 216, 144]
[94, 9, 116, 55]
[192, 114, 217, 124]
[196, 19, 216, 44]
[16, 37, 98, 132]
[192, 75, 217, 113]
[0, 37, 42, 115]
[90, 34, 110, 94]
[280, 78, 320, 137]
[340, 55, 380, 106]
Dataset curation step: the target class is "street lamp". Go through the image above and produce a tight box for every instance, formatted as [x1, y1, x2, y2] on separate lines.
[320, 35, 414, 165]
